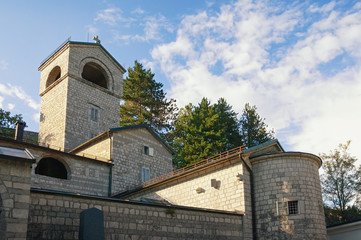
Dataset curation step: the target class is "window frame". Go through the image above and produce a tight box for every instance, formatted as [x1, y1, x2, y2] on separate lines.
[276, 200, 299, 216]
[90, 105, 99, 122]
[141, 166, 151, 182]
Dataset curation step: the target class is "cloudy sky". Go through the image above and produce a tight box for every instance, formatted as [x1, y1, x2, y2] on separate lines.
[0, 0, 360, 161]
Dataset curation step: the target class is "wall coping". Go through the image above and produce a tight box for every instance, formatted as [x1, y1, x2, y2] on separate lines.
[249, 151, 322, 168]
[30, 187, 244, 216]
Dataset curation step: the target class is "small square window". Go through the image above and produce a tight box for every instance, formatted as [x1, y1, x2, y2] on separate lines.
[276, 200, 299, 215]
[144, 146, 154, 156]
[288, 201, 298, 215]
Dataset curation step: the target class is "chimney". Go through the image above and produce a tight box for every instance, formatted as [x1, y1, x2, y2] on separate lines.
[14, 121, 26, 141]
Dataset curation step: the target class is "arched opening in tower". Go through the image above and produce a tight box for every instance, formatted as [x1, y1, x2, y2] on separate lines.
[35, 157, 68, 179]
[46, 66, 61, 88]
[81, 63, 108, 89]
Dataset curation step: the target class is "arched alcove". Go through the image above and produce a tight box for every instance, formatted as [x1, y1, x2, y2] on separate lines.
[35, 157, 69, 179]
[81, 62, 108, 89]
[46, 66, 61, 88]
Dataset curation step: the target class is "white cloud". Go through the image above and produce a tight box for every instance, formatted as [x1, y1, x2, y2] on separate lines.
[0, 60, 8, 70]
[150, 1, 361, 161]
[95, 8, 129, 26]
[0, 83, 40, 110]
[132, 8, 144, 15]
[112, 14, 173, 43]
[0, 96, 3, 108]
[32, 113, 40, 124]
[7, 103, 15, 110]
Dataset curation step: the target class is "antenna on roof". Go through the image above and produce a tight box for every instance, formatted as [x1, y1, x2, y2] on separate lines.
[93, 35, 101, 44]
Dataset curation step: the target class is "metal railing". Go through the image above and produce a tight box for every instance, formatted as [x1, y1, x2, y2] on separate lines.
[142, 146, 245, 187]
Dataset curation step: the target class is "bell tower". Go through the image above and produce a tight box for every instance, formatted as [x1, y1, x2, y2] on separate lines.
[38, 39, 125, 151]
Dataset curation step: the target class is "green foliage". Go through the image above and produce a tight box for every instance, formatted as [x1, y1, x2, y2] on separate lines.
[321, 140, 361, 222]
[172, 98, 240, 167]
[0, 108, 24, 137]
[239, 103, 274, 148]
[324, 205, 361, 226]
[120, 61, 177, 139]
[214, 98, 241, 150]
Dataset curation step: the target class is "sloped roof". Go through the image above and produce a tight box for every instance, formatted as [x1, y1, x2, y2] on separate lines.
[39, 39, 126, 73]
[70, 124, 175, 155]
[109, 124, 175, 154]
[0, 145, 35, 163]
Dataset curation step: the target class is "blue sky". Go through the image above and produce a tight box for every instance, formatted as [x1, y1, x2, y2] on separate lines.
[1, 0, 361, 161]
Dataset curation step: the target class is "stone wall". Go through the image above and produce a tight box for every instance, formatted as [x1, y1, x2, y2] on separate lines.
[125, 155, 253, 239]
[27, 190, 244, 240]
[72, 135, 111, 161]
[251, 152, 327, 240]
[0, 139, 111, 197]
[38, 78, 68, 151]
[38, 42, 124, 152]
[0, 156, 33, 240]
[65, 77, 120, 151]
[111, 128, 173, 194]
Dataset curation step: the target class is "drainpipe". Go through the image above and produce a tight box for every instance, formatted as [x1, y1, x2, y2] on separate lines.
[240, 154, 257, 240]
[108, 130, 113, 197]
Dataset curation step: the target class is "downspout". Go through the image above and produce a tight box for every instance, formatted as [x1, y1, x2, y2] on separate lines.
[241, 214, 245, 240]
[108, 131, 113, 197]
[240, 154, 257, 240]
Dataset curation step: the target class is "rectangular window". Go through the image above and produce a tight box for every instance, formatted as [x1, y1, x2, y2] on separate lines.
[90, 106, 99, 121]
[144, 146, 154, 156]
[288, 201, 298, 214]
[141, 167, 150, 182]
[276, 200, 298, 215]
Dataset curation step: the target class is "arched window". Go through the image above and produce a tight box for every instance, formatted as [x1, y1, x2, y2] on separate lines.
[35, 157, 68, 179]
[46, 66, 61, 88]
[81, 63, 108, 89]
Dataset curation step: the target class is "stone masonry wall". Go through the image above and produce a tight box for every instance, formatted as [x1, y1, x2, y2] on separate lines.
[38, 42, 124, 152]
[251, 153, 327, 240]
[126, 156, 253, 240]
[38, 78, 68, 150]
[0, 139, 110, 197]
[73, 135, 111, 161]
[27, 190, 244, 240]
[0, 157, 33, 240]
[111, 128, 173, 194]
[65, 77, 121, 151]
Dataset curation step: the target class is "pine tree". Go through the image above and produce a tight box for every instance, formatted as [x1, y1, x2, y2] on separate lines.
[172, 98, 241, 167]
[214, 98, 241, 150]
[239, 103, 274, 148]
[120, 61, 177, 139]
[173, 98, 226, 167]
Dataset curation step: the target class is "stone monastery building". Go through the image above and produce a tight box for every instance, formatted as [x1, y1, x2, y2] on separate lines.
[0, 40, 327, 239]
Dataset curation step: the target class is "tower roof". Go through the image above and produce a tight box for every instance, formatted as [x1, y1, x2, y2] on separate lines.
[39, 39, 126, 73]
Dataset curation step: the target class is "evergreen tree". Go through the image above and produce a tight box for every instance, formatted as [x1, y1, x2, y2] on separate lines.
[214, 98, 241, 150]
[172, 98, 226, 167]
[120, 61, 177, 139]
[172, 98, 240, 167]
[321, 141, 361, 223]
[239, 103, 274, 148]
